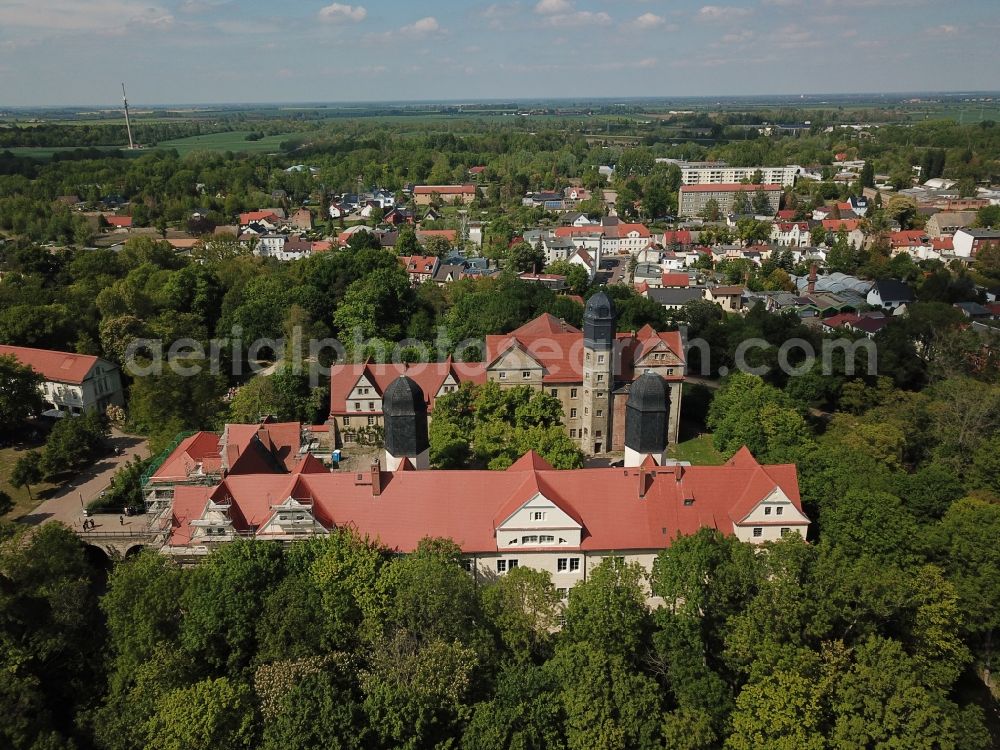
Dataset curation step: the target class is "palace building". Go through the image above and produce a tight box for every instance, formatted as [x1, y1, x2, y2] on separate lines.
[151, 374, 809, 598]
[328, 293, 687, 455]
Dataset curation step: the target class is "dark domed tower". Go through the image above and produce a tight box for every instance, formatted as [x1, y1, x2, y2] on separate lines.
[383, 375, 429, 470]
[581, 291, 616, 454]
[624, 371, 670, 467]
[583, 290, 615, 352]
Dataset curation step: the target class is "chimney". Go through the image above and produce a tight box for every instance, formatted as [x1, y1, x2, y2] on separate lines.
[371, 459, 382, 497]
[807, 263, 817, 295]
[638, 469, 651, 499]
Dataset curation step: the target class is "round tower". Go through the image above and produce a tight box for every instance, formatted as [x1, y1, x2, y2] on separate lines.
[624, 371, 670, 467]
[383, 375, 429, 471]
[581, 290, 616, 454]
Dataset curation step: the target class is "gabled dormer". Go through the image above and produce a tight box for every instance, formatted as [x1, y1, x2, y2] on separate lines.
[494, 467, 584, 549]
[257, 495, 328, 538]
[486, 340, 545, 384]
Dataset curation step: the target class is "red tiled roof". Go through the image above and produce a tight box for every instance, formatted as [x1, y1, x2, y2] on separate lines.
[151, 431, 222, 481]
[661, 272, 691, 287]
[822, 219, 862, 232]
[330, 360, 487, 415]
[168, 446, 804, 552]
[416, 229, 457, 242]
[239, 210, 279, 225]
[413, 185, 476, 195]
[931, 237, 953, 252]
[662, 230, 693, 245]
[776, 209, 798, 219]
[399, 255, 438, 274]
[679, 183, 782, 193]
[890, 230, 929, 247]
[224, 422, 302, 473]
[0, 345, 100, 385]
[105, 215, 133, 227]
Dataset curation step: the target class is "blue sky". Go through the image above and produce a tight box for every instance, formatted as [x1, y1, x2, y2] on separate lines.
[0, 0, 998, 106]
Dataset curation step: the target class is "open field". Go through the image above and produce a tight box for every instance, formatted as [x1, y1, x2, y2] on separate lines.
[669, 431, 725, 466]
[154, 131, 293, 155]
[0, 441, 59, 520]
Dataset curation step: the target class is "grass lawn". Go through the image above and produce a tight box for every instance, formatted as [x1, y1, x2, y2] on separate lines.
[155, 131, 293, 155]
[0, 442, 59, 520]
[669, 432, 726, 466]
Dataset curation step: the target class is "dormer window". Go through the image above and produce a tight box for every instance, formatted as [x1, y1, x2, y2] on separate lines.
[776, 506, 783, 516]
[532, 511, 546, 521]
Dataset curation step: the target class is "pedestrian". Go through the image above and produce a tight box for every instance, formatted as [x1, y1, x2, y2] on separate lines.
[119, 515, 124, 525]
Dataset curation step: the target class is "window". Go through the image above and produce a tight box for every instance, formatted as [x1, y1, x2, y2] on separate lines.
[596, 373, 604, 382]
[571, 388, 578, 398]
[597, 354, 605, 363]
[354, 401, 361, 410]
[368, 401, 374, 410]
[570, 429, 577, 438]
[764, 506, 772, 516]
[557, 558, 568, 571]
[343, 416, 351, 426]
[586, 352, 591, 362]
[367, 416, 376, 426]
[570, 408, 577, 418]
[461, 559, 473, 572]
[683, 498, 694, 506]
[508, 559, 519, 570]
[569, 558, 580, 571]
[557, 587, 568, 600]
[532, 511, 546, 521]
[595, 430, 602, 438]
[780, 528, 791, 537]
[584, 407, 589, 416]
[522, 535, 539, 544]
[540, 535, 554, 543]
[776, 506, 783, 516]
[752, 527, 763, 538]
[550, 388, 558, 397]
[498, 372, 507, 380]
[596, 410, 603, 417]
[522, 371, 531, 379]
[497, 559, 507, 572]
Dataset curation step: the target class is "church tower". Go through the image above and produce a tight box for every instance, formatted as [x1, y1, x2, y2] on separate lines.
[581, 291, 615, 454]
[383, 375, 429, 471]
[624, 371, 670, 467]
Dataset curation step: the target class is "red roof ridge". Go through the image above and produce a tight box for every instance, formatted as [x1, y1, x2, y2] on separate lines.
[508, 450, 555, 472]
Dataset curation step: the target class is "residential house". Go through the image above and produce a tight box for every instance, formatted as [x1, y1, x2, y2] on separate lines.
[288, 208, 313, 231]
[0, 345, 124, 417]
[641, 286, 704, 311]
[103, 215, 133, 231]
[925, 211, 977, 238]
[953, 228, 1000, 259]
[678, 184, 783, 217]
[704, 285, 745, 313]
[413, 185, 477, 206]
[398, 255, 440, 285]
[771, 221, 811, 247]
[518, 272, 567, 290]
[867, 279, 914, 310]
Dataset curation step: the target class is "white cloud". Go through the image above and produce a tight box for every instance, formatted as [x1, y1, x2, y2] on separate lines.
[697, 5, 752, 22]
[544, 10, 611, 27]
[318, 3, 367, 23]
[927, 24, 958, 35]
[0, 0, 173, 31]
[535, 0, 571, 14]
[625, 12, 672, 31]
[402, 16, 440, 34]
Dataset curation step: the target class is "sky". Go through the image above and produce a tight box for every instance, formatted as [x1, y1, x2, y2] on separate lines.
[0, 0, 998, 107]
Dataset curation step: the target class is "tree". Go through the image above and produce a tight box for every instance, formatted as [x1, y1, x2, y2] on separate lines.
[129, 365, 227, 453]
[974, 204, 1000, 229]
[0, 354, 44, 438]
[229, 366, 324, 424]
[545, 642, 662, 750]
[361, 631, 478, 750]
[396, 226, 421, 256]
[39, 410, 109, 478]
[482, 566, 561, 662]
[333, 265, 414, 342]
[508, 241, 545, 274]
[859, 161, 875, 188]
[732, 191, 752, 216]
[544, 260, 590, 296]
[563, 557, 650, 661]
[700, 198, 721, 222]
[10, 450, 43, 500]
[0, 489, 12, 516]
[750, 189, 773, 216]
[144, 677, 258, 750]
